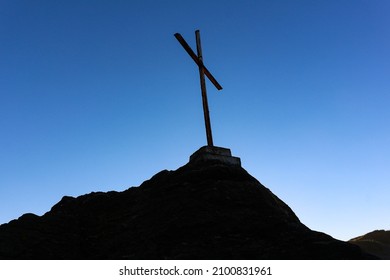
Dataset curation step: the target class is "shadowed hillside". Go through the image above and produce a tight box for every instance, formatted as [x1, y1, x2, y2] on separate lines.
[0, 159, 376, 259]
[349, 230, 390, 259]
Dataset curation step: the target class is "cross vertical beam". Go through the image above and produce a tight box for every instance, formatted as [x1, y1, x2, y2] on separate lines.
[174, 30, 222, 147]
[195, 30, 214, 147]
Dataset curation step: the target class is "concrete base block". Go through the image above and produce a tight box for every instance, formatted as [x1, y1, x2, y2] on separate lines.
[189, 146, 241, 166]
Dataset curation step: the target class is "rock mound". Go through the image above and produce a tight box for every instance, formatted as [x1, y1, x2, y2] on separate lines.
[0, 160, 373, 259]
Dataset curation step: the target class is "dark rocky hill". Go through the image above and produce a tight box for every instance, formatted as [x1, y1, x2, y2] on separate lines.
[0, 151, 375, 259]
[349, 230, 390, 259]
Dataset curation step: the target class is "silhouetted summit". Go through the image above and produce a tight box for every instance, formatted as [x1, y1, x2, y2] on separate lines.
[0, 153, 374, 259]
[349, 230, 390, 259]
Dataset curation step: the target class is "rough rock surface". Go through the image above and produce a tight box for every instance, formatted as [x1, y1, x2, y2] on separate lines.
[0, 160, 374, 259]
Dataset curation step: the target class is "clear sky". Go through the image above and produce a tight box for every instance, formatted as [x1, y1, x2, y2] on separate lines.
[1, 0, 389, 241]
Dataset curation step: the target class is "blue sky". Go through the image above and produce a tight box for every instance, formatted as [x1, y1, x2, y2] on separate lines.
[0, 0, 389, 241]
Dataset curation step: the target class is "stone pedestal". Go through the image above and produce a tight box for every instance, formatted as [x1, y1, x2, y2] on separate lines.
[189, 146, 241, 166]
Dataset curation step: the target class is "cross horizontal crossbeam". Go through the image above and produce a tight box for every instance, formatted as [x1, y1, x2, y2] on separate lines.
[174, 33, 222, 90]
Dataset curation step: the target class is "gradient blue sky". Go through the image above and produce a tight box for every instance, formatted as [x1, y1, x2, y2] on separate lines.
[1, 0, 389, 241]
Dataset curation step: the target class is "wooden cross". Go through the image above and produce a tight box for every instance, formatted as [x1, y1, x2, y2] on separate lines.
[174, 30, 222, 147]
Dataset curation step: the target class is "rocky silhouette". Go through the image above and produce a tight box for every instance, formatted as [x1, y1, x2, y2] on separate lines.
[0, 152, 376, 259]
[349, 230, 390, 259]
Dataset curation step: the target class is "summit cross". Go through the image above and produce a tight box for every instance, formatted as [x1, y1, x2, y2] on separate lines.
[174, 30, 222, 147]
